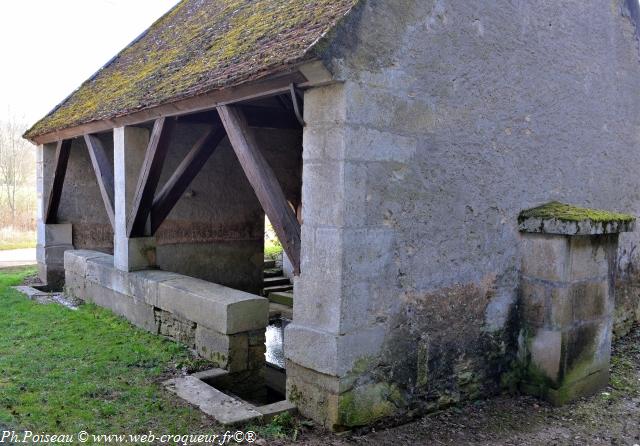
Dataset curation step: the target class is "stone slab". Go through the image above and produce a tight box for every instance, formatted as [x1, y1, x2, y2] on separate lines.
[158, 276, 268, 334]
[164, 376, 262, 425]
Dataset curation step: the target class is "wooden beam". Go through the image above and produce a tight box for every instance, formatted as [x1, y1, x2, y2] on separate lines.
[84, 134, 115, 229]
[127, 117, 176, 237]
[149, 125, 227, 235]
[44, 139, 72, 224]
[217, 105, 301, 274]
[29, 71, 309, 145]
[179, 106, 300, 130]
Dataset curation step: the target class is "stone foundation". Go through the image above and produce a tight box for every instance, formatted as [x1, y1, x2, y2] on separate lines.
[64, 250, 268, 374]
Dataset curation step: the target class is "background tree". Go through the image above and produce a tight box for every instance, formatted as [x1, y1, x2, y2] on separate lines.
[0, 114, 35, 227]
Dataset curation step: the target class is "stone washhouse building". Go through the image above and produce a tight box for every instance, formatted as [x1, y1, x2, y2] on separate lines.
[23, 0, 640, 430]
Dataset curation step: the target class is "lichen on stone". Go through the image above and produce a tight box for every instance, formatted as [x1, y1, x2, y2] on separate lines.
[518, 201, 635, 224]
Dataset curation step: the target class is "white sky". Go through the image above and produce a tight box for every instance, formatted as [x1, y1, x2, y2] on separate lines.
[0, 0, 179, 126]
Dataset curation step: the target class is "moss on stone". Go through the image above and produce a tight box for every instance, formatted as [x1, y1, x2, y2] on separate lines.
[518, 201, 635, 224]
[24, 0, 360, 141]
[338, 382, 404, 427]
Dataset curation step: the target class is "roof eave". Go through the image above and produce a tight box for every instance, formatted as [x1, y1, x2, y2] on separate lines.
[25, 60, 335, 146]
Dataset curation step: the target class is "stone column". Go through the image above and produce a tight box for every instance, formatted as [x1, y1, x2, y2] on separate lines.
[113, 127, 155, 272]
[36, 143, 73, 288]
[518, 202, 635, 404]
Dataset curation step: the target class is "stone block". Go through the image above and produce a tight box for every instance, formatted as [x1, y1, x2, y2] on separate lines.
[44, 223, 73, 246]
[85, 282, 158, 333]
[569, 281, 611, 322]
[549, 286, 573, 329]
[561, 319, 612, 383]
[521, 234, 569, 281]
[520, 278, 547, 328]
[529, 329, 562, 383]
[155, 309, 196, 348]
[129, 269, 183, 307]
[114, 237, 156, 272]
[195, 325, 248, 372]
[86, 256, 131, 298]
[157, 276, 268, 335]
[64, 250, 111, 277]
[568, 236, 610, 281]
[164, 376, 262, 425]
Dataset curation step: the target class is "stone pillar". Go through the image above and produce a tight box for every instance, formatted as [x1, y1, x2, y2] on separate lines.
[113, 127, 155, 272]
[36, 143, 74, 288]
[518, 202, 635, 405]
[285, 83, 391, 430]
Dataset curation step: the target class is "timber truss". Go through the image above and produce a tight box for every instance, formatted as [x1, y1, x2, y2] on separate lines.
[44, 91, 304, 274]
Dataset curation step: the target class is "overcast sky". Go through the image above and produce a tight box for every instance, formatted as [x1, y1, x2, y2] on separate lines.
[0, 0, 179, 126]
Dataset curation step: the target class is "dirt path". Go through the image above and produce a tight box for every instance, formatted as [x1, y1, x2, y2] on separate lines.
[0, 249, 35, 269]
[277, 327, 640, 446]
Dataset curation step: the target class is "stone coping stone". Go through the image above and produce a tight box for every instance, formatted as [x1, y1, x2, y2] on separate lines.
[519, 201, 636, 235]
[164, 370, 296, 425]
[64, 250, 269, 334]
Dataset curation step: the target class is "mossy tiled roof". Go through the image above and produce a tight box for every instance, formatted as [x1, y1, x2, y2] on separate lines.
[24, 0, 358, 141]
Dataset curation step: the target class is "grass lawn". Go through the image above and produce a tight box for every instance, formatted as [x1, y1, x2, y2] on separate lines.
[0, 240, 36, 251]
[0, 266, 219, 438]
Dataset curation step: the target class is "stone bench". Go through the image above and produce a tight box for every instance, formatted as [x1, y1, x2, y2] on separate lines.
[64, 250, 269, 374]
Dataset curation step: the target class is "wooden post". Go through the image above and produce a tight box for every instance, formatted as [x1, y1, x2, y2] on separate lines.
[84, 134, 115, 229]
[44, 139, 72, 224]
[150, 125, 226, 235]
[217, 105, 301, 274]
[127, 117, 175, 237]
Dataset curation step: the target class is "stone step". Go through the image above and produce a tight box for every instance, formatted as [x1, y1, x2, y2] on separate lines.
[263, 284, 294, 295]
[263, 276, 291, 287]
[264, 268, 283, 278]
[268, 291, 293, 307]
[264, 259, 276, 269]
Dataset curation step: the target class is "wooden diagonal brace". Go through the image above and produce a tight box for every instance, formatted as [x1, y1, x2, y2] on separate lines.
[217, 105, 301, 274]
[84, 134, 115, 229]
[44, 139, 72, 224]
[149, 124, 227, 235]
[127, 117, 176, 237]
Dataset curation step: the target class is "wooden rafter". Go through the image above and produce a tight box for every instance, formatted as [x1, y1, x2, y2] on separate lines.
[84, 134, 115, 229]
[149, 124, 227, 235]
[217, 104, 301, 274]
[179, 105, 300, 130]
[127, 117, 176, 237]
[44, 139, 72, 224]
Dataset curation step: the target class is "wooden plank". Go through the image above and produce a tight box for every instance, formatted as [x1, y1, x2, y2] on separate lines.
[180, 106, 300, 130]
[217, 105, 301, 274]
[127, 117, 176, 237]
[84, 134, 115, 229]
[44, 139, 72, 224]
[149, 125, 227, 234]
[29, 71, 309, 145]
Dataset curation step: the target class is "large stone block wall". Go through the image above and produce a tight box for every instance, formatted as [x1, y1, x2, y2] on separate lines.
[64, 250, 268, 374]
[287, 0, 640, 429]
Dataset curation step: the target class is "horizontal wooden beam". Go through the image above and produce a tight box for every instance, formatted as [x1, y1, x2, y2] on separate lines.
[218, 104, 301, 274]
[44, 139, 72, 224]
[127, 117, 176, 237]
[84, 134, 115, 229]
[29, 71, 309, 145]
[180, 105, 300, 130]
[150, 125, 227, 235]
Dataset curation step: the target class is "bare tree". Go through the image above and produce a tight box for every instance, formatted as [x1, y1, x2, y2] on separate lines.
[0, 114, 34, 224]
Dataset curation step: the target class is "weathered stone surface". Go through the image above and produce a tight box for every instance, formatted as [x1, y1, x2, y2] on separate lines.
[157, 276, 268, 334]
[156, 309, 196, 348]
[195, 325, 248, 372]
[520, 235, 569, 282]
[164, 376, 262, 425]
[529, 329, 562, 383]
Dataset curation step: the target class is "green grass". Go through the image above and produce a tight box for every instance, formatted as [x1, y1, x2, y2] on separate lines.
[0, 267, 216, 437]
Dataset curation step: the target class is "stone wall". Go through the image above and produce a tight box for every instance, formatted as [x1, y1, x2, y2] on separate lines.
[64, 250, 268, 374]
[287, 0, 640, 429]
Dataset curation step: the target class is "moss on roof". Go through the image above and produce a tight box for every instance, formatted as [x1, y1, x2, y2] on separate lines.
[518, 201, 635, 224]
[24, 0, 359, 141]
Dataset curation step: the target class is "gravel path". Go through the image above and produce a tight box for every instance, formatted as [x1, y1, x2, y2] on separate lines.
[0, 248, 35, 269]
[275, 326, 640, 446]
